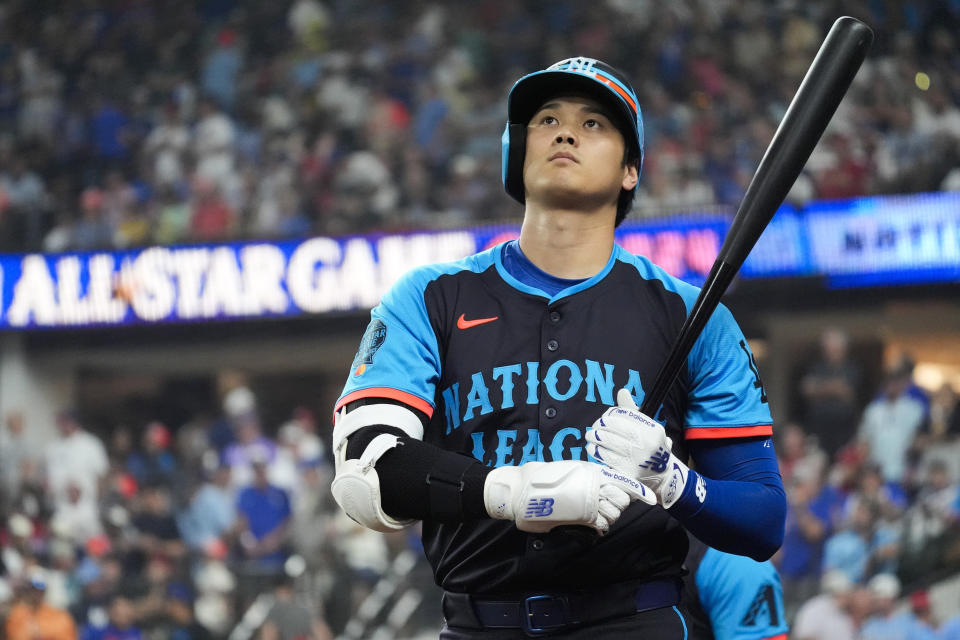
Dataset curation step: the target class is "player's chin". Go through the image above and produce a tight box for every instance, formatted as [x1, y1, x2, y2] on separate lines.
[537, 184, 611, 211]
[526, 173, 585, 199]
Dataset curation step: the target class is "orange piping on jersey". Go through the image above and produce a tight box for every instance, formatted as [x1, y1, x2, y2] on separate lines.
[761, 634, 787, 640]
[684, 424, 773, 440]
[334, 387, 435, 420]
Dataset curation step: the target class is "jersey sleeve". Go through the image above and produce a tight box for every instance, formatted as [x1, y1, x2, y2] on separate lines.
[684, 303, 772, 440]
[335, 267, 444, 418]
[695, 548, 789, 640]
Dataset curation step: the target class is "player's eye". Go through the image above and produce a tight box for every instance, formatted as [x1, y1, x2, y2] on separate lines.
[583, 118, 602, 129]
[539, 115, 558, 125]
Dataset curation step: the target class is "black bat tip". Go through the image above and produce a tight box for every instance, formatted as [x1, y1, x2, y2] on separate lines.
[834, 16, 876, 49]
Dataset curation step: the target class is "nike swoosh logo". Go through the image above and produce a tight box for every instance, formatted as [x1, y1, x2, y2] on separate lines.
[457, 313, 499, 330]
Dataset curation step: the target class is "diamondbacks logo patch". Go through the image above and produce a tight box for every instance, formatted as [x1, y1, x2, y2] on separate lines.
[741, 584, 779, 627]
[352, 319, 387, 375]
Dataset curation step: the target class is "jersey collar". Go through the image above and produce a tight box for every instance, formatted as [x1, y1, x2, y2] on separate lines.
[493, 241, 621, 303]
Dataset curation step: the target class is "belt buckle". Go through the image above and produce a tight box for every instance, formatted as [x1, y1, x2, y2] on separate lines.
[522, 594, 569, 636]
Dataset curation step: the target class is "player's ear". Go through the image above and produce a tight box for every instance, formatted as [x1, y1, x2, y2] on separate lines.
[621, 163, 638, 192]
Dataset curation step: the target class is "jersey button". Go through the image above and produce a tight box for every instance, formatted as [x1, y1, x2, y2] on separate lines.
[531, 539, 544, 550]
[544, 407, 557, 419]
[549, 311, 561, 323]
[546, 339, 559, 351]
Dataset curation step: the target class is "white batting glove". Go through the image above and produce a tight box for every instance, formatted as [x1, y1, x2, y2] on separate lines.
[585, 389, 692, 509]
[484, 460, 656, 535]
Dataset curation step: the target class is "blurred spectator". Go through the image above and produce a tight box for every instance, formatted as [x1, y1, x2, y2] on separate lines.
[125, 554, 177, 635]
[158, 582, 212, 640]
[822, 498, 875, 585]
[0, 0, 954, 252]
[224, 409, 279, 489]
[143, 105, 190, 189]
[192, 558, 236, 635]
[290, 460, 334, 562]
[125, 422, 178, 488]
[799, 328, 862, 458]
[44, 538, 79, 610]
[44, 411, 109, 514]
[5, 569, 77, 640]
[277, 406, 325, 467]
[90, 594, 143, 640]
[856, 357, 927, 485]
[177, 461, 236, 555]
[942, 610, 960, 640]
[900, 459, 960, 584]
[929, 383, 960, 441]
[130, 484, 187, 565]
[89, 96, 132, 174]
[2, 513, 41, 581]
[903, 590, 940, 640]
[777, 471, 832, 612]
[75, 552, 125, 623]
[846, 465, 906, 577]
[792, 570, 857, 640]
[259, 574, 332, 640]
[234, 453, 292, 611]
[201, 29, 243, 112]
[193, 99, 237, 194]
[72, 188, 114, 251]
[0, 154, 48, 248]
[0, 411, 38, 507]
[273, 407, 327, 496]
[189, 176, 236, 241]
[860, 573, 909, 640]
[50, 481, 103, 547]
[235, 455, 291, 571]
[152, 186, 191, 245]
[777, 422, 827, 487]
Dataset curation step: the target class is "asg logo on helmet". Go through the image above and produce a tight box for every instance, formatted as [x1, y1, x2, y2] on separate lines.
[549, 57, 599, 75]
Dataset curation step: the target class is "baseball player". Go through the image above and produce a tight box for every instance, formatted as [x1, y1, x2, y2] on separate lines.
[681, 531, 789, 640]
[331, 57, 786, 638]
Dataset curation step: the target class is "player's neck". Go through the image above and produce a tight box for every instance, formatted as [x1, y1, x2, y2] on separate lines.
[518, 205, 616, 279]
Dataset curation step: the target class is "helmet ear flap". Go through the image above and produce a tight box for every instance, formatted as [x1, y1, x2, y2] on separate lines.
[502, 122, 528, 204]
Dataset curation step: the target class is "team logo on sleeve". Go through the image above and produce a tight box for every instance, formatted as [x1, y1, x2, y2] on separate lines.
[740, 584, 780, 627]
[352, 319, 387, 375]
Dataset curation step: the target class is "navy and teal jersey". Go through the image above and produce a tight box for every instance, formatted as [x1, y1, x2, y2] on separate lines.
[681, 534, 789, 640]
[336, 241, 772, 594]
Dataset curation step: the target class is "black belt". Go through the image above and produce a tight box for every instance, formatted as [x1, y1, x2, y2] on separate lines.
[442, 578, 682, 637]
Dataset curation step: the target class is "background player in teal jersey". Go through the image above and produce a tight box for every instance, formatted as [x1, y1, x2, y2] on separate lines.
[681, 531, 789, 640]
[331, 56, 786, 639]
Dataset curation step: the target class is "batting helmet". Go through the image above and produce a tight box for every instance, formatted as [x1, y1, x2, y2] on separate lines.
[501, 57, 644, 225]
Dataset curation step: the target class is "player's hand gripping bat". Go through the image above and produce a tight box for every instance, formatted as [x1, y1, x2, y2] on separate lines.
[639, 16, 874, 418]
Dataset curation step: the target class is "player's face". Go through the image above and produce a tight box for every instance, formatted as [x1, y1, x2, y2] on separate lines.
[522, 95, 638, 213]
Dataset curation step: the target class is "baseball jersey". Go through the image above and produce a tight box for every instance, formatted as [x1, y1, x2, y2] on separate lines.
[336, 241, 772, 594]
[682, 534, 789, 640]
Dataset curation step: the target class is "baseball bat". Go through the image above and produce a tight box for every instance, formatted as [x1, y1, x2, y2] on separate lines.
[639, 16, 874, 418]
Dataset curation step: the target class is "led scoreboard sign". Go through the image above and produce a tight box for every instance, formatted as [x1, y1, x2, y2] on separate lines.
[0, 192, 956, 330]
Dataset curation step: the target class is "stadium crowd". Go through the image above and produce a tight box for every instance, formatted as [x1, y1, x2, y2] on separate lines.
[1, 333, 960, 638]
[0, 0, 958, 253]
[2, 0, 960, 638]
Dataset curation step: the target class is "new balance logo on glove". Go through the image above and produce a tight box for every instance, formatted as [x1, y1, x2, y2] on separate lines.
[525, 497, 555, 518]
[641, 448, 671, 472]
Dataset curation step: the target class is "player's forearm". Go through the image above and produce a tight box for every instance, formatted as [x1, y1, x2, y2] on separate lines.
[667, 471, 786, 561]
[675, 437, 787, 561]
[344, 426, 491, 521]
